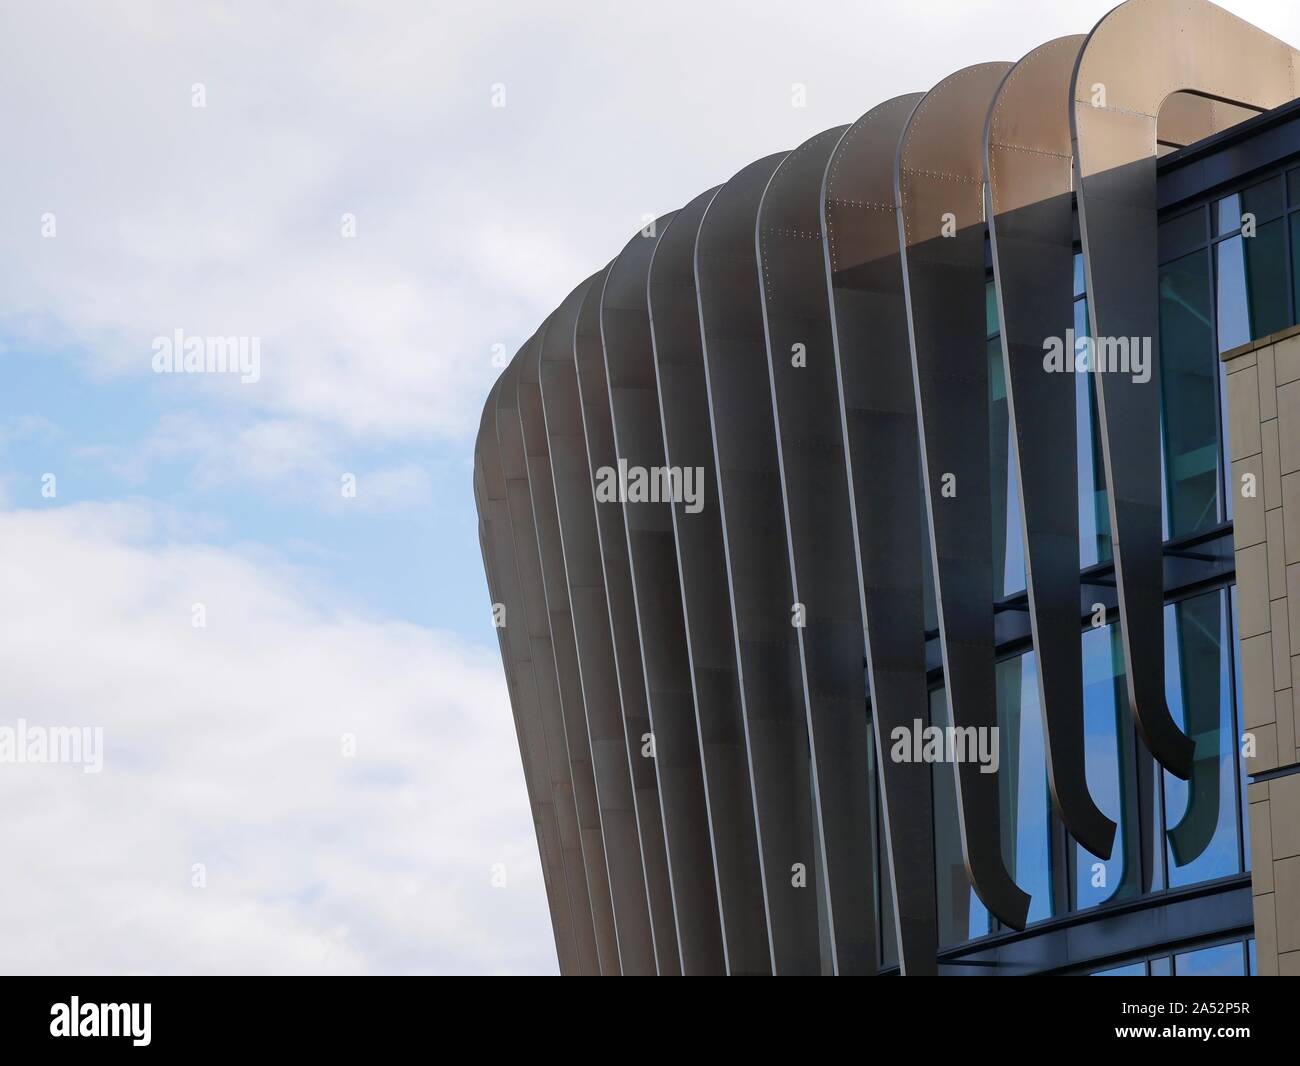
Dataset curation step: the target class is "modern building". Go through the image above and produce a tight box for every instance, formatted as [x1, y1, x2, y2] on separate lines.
[473, 0, 1300, 975]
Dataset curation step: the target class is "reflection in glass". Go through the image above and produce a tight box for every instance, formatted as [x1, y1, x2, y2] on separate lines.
[988, 282, 1025, 596]
[932, 687, 989, 945]
[1163, 590, 1242, 885]
[1075, 294, 1111, 565]
[1212, 177, 1283, 238]
[1150, 956, 1172, 976]
[1159, 249, 1220, 536]
[1174, 942, 1246, 976]
[1092, 962, 1146, 976]
[996, 650, 1052, 923]
[1075, 623, 1138, 910]
[1231, 585, 1251, 870]
[1216, 221, 1288, 353]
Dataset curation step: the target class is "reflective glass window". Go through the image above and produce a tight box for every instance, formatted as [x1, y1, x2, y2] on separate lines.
[996, 650, 1052, 923]
[1216, 220, 1289, 352]
[1075, 622, 1140, 910]
[932, 686, 989, 945]
[1075, 293, 1111, 565]
[1093, 962, 1146, 976]
[1159, 249, 1221, 535]
[1163, 589, 1242, 886]
[1174, 942, 1246, 976]
[1213, 177, 1284, 237]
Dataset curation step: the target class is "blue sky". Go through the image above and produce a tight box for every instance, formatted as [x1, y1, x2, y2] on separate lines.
[1, 0, 1294, 976]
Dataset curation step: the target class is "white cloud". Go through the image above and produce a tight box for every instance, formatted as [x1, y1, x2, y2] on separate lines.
[0, 501, 554, 974]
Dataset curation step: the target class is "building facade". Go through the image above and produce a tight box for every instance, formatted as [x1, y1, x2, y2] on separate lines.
[473, 0, 1300, 975]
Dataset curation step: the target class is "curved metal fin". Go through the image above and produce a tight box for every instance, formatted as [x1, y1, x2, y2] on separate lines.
[897, 62, 1032, 931]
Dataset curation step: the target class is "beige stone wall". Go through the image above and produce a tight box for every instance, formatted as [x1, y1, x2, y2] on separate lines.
[1224, 323, 1300, 976]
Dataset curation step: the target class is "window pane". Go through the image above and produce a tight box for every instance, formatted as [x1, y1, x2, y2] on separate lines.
[1159, 249, 1220, 536]
[990, 336, 1025, 596]
[1163, 589, 1241, 886]
[1213, 177, 1284, 237]
[1288, 167, 1300, 207]
[1174, 942, 1246, 975]
[1075, 622, 1134, 910]
[1073, 251, 1086, 297]
[1160, 208, 1204, 262]
[1290, 214, 1300, 336]
[1231, 584, 1251, 871]
[1076, 296, 1112, 565]
[997, 650, 1053, 923]
[1216, 220, 1288, 353]
[1093, 962, 1146, 976]
[932, 686, 989, 944]
[1150, 956, 1172, 976]
[1248, 938, 1257, 975]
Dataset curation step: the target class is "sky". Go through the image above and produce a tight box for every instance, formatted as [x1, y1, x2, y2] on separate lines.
[1, 0, 1297, 975]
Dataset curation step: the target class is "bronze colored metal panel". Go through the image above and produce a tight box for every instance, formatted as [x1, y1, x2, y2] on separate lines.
[697, 152, 831, 974]
[1071, 0, 1300, 779]
[896, 62, 1033, 931]
[538, 276, 659, 974]
[574, 267, 682, 974]
[822, 93, 938, 974]
[474, 415, 579, 974]
[496, 348, 604, 971]
[601, 217, 728, 975]
[647, 189, 773, 975]
[985, 37, 1117, 860]
[757, 125, 880, 974]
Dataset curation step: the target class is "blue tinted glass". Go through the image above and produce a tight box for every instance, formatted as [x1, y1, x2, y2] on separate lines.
[1075, 297, 1111, 565]
[1248, 938, 1256, 975]
[997, 650, 1052, 923]
[1073, 251, 1086, 297]
[1231, 585, 1251, 871]
[1150, 956, 1172, 976]
[1093, 962, 1146, 976]
[1160, 249, 1221, 536]
[1216, 221, 1289, 353]
[1163, 590, 1241, 885]
[1174, 942, 1246, 976]
[990, 337, 1025, 596]
[1076, 623, 1131, 909]
[932, 686, 989, 944]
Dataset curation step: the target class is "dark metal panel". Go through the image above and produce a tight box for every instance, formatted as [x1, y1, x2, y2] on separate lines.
[696, 152, 831, 975]
[575, 265, 682, 974]
[1071, 0, 1300, 779]
[601, 215, 728, 975]
[474, 496, 575, 973]
[822, 93, 939, 975]
[896, 62, 1033, 931]
[539, 276, 659, 975]
[647, 189, 773, 975]
[475, 374, 583, 974]
[523, 307, 620, 973]
[756, 125, 879, 975]
[496, 349, 604, 972]
[984, 37, 1117, 860]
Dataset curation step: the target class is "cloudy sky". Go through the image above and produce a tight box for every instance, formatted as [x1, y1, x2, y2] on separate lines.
[1, 0, 1297, 975]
